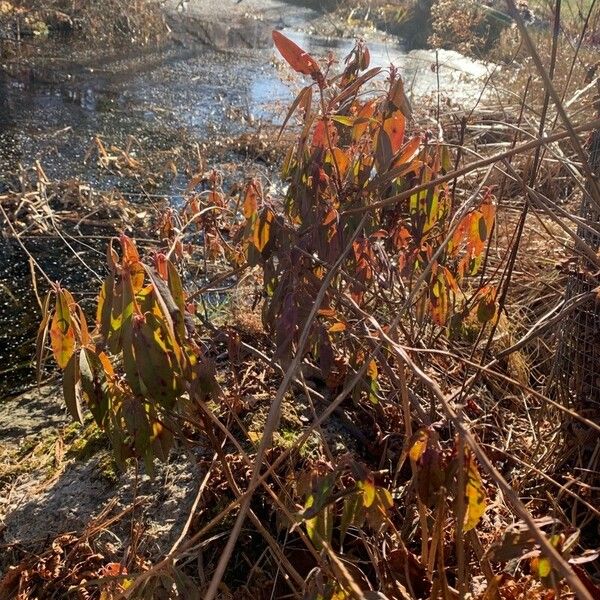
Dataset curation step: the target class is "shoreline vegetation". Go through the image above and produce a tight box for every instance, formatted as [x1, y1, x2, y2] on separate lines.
[1, 1, 600, 599]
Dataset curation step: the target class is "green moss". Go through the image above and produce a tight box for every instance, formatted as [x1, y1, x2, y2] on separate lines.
[274, 427, 299, 449]
[1, 418, 117, 485]
[65, 421, 108, 461]
[16, 435, 43, 459]
[1, 427, 64, 481]
[96, 451, 120, 484]
[273, 427, 319, 458]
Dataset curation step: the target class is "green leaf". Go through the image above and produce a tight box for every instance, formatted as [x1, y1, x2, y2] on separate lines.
[132, 313, 182, 407]
[122, 395, 152, 470]
[476, 289, 497, 324]
[107, 278, 124, 354]
[538, 557, 552, 578]
[167, 260, 186, 342]
[366, 360, 379, 404]
[340, 491, 365, 545]
[279, 85, 313, 137]
[374, 128, 393, 173]
[305, 498, 334, 551]
[79, 348, 110, 426]
[63, 351, 83, 423]
[330, 115, 354, 126]
[122, 314, 143, 397]
[96, 273, 115, 340]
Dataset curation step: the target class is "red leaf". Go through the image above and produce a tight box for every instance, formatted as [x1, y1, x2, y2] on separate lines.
[272, 30, 321, 77]
[312, 118, 337, 149]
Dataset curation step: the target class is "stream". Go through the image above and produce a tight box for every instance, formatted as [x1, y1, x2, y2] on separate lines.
[0, 0, 496, 398]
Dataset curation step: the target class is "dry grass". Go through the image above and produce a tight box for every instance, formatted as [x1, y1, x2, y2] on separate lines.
[1, 2, 600, 599]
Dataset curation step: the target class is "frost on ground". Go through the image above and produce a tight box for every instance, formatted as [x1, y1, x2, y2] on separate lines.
[0, 386, 200, 575]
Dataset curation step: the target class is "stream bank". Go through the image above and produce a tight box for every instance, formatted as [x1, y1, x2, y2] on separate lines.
[0, 0, 499, 583]
[0, 0, 496, 398]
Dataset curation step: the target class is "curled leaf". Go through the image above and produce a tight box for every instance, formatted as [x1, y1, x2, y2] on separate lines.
[279, 85, 313, 137]
[389, 76, 412, 120]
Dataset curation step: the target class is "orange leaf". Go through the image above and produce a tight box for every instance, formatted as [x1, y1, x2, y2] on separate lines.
[155, 253, 168, 280]
[366, 359, 378, 380]
[272, 30, 321, 77]
[352, 101, 376, 141]
[120, 234, 140, 266]
[479, 194, 496, 242]
[243, 180, 261, 219]
[323, 208, 338, 226]
[329, 148, 350, 178]
[312, 118, 337, 149]
[253, 209, 274, 252]
[383, 110, 406, 155]
[393, 135, 421, 167]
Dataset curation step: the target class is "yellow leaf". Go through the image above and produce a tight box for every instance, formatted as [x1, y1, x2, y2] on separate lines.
[361, 479, 376, 508]
[375, 486, 393, 509]
[328, 322, 346, 333]
[50, 291, 75, 369]
[464, 451, 487, 532]
[538, 557, 552, 578]
[409, 429, 429, 463]
[366, 359, 377, 380]
[248, 431, 261, 443]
